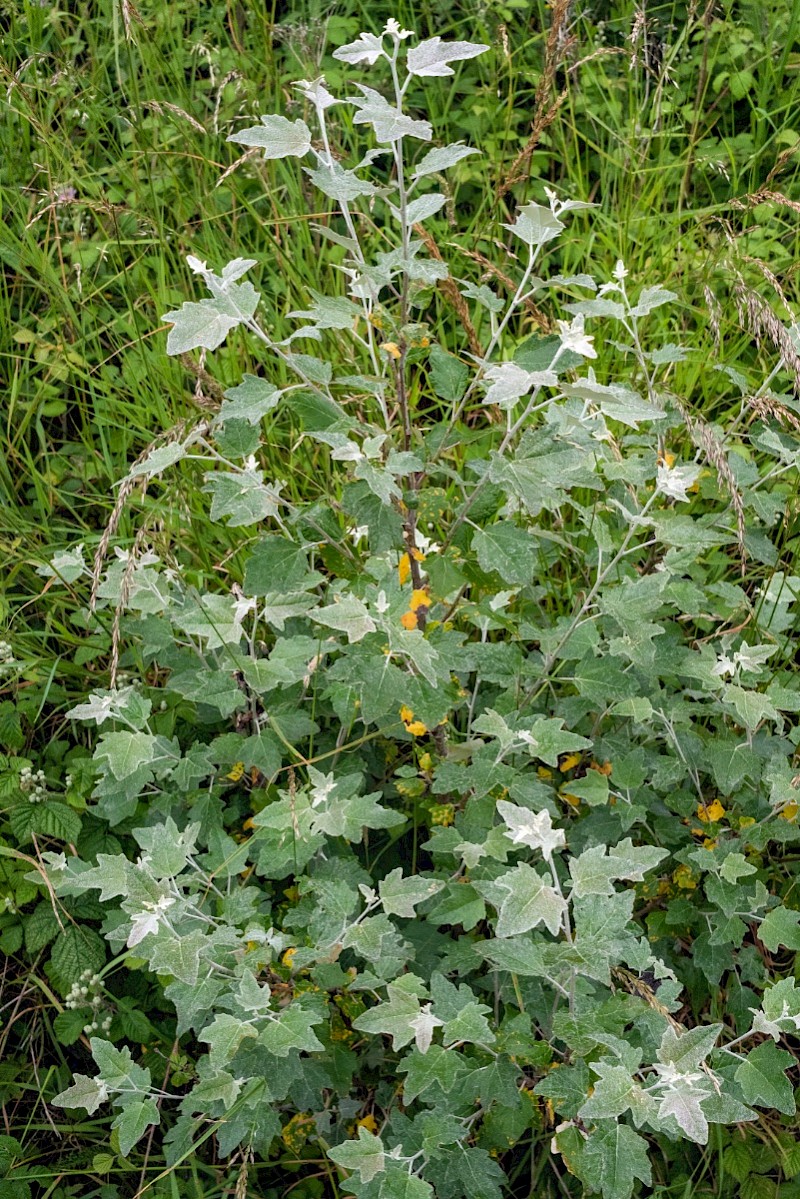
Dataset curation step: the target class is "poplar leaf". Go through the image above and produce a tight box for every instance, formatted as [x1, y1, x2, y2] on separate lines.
[496, 801, 565, 859]
[218, 376, 282, 424]
[407, 37, 489, 77]
[332, 32, 385, 66]
[312, 595, 376, 643]
[657, 1023, 722, 1073]
[412, 143, 478, 178]
[657, 1083, 711, 1144]
[569, 841, 668, 898]
[494, 863, 568, 937]
[328, 1126, 385, 1183]
[259, 1006, 325, 1057]
[401, 193, 446, 224]
[378, 868, 444, 917]
[758, 905, 800, 951]
[53, 1074, 109, 1114]
[112, 1097, 160, 1157]
[735, 1042, 796, 1114]
[227, 115, 312, 158]
[583, 1123, 652, 1199]
[502, 202, 564, 247]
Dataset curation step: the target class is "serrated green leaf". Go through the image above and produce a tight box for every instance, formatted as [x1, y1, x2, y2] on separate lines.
[8, 801, 82, 846]
[583, 1122, 652, 1199]
[52, 1073, 109, 1114]
[23, 902, 60, 955]
[493, 863, 567, 937]
[569, 840, 668, 898]
[259, 1005, 325, 1057]
[328, 1126, 385, 1183]
[49, 926, 106, 993]
[112, 1096, 160, 1157]
[758, 905, 800, 952]
[218, 375, 282, 424]
[53, 1008, 89, 1046]
[657, 1023, 722, 1072]
[735, 1042, 796, 1114]
[378, 868, 444, 917]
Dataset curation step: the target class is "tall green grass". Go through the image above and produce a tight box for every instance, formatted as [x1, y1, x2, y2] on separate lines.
[0, 0, 798, 729]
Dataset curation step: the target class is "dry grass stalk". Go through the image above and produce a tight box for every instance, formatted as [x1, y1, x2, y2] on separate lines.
[627, 7, 647, 70]
[180, 349, 225, 411]
[142, 100, 205, 133]
[703, 284, 722, 354]
[732, 273, 800, 393]
[413, 224, 483, 356]
[496, 0, 576, 201]
[459, 246, 552, 331]
[213, 70, 243, 135]
[234, 1154, 253, 1199]
[748, 392, 800, 435]
[766, 140, 800, 186]
[120, 0, 144, 41]
[670, 392, 748, 571]
[731, 187, 800, 218]
[89, 414, 213, 613]
[216, 145, 261, 187]
[108, 520, 156, 688]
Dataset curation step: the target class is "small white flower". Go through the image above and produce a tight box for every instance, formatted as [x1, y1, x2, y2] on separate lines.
[349, 525, 370, 545]
[556, 314, 597, 359]
[414, 530, 440, 555]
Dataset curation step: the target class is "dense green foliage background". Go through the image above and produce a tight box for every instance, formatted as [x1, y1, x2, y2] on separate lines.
[2, 2, 800, 1198]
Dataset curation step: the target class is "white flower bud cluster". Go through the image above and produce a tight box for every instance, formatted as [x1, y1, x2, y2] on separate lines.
[65, 969, 113, 1035]
[19, 766, 47, 803]
[0, 640, 16, 672]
